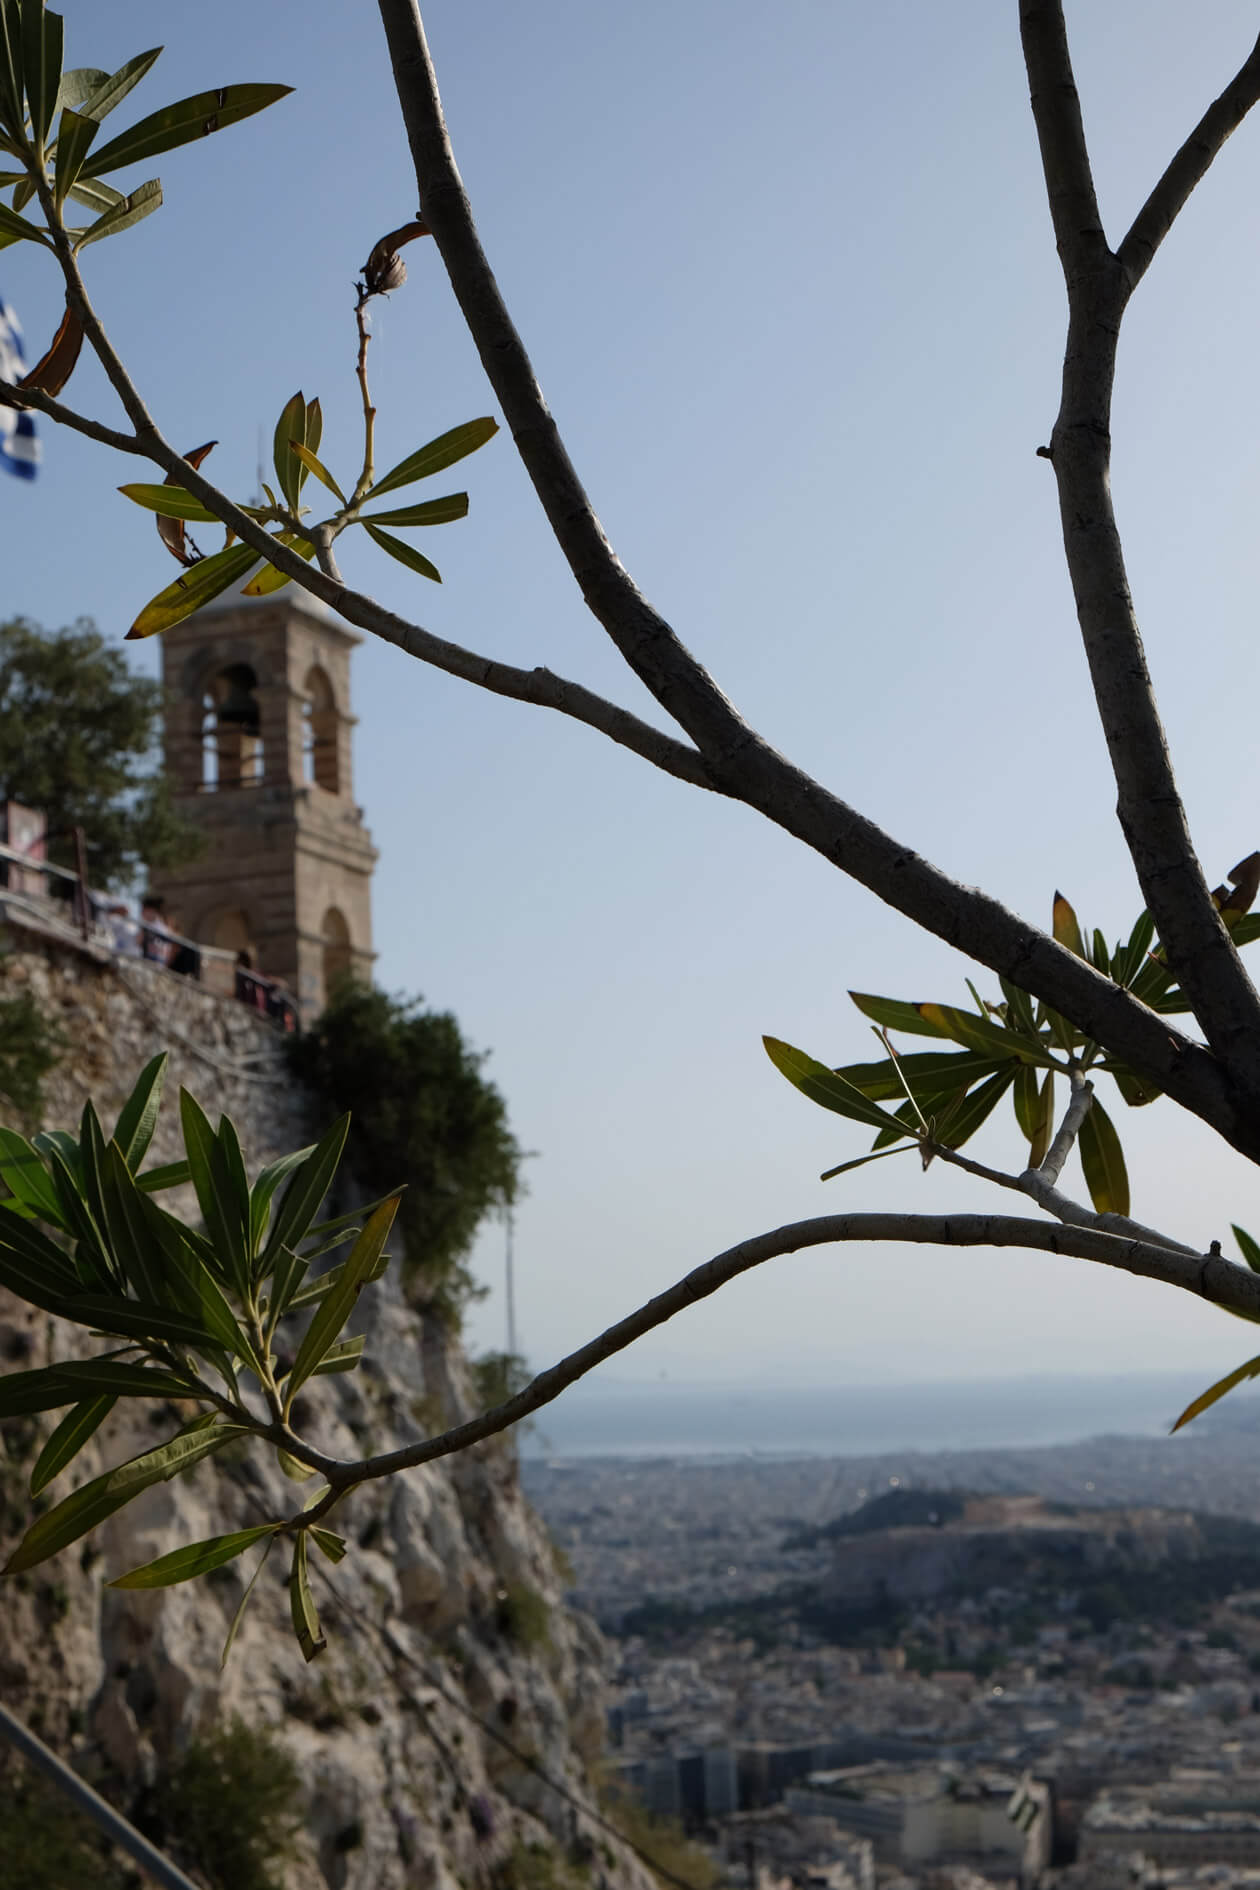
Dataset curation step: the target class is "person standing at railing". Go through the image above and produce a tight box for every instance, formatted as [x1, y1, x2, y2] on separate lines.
[139, 894, 173, 966]
[105, 902, 138, 956]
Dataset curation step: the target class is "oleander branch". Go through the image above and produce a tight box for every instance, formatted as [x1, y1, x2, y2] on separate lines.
[1020, 0, 1260, 1089]
[301, 1210, 1260, 1498]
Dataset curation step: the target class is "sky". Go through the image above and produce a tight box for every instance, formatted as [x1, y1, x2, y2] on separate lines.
[6, 3, 1260, 1394]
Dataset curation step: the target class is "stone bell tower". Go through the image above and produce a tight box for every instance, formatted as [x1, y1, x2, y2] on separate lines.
[151, 590, 377, 1022]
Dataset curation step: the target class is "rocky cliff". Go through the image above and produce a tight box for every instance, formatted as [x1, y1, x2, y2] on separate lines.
[0, 926, 654, 1890]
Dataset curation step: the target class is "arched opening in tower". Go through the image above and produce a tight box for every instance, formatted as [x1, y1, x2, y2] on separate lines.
[201, 664, 264, 790]
[321, 905, 352, 997]
[302, 666, 339, 794]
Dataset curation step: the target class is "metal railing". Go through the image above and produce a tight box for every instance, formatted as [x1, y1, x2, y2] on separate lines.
[0, 840, 297, 1027]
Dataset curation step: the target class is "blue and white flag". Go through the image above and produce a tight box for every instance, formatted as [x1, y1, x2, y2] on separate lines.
[0, 298, 38, 481]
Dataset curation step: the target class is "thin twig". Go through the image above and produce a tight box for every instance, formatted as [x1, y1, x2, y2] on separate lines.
[351, 296, 376, 504]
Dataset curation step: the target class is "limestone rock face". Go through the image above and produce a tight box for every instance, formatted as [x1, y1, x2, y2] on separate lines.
[0, 934, 653, 1890]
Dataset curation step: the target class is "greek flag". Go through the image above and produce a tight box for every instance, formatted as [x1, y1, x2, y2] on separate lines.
[0, 297, 38, 481]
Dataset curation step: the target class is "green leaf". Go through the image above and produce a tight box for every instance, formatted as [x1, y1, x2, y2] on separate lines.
[0, 1359, 124, 1419]
[931, 1066, 1016, 1150]
[128, 542, 260, 638]
[1233, 1224, 1260, 1275]
[179, 1090, 249, 1297]
[249, 1144, 314, 1255]
[837, 1049, 1004, 1104]
[63, 174, 122, 216]
[286, 1194, 398, 1401]
[997, 976, 1040, 1042]
[368, 416, 499, 501]
[0, 1, 23, 125]
[304, 395, 322, 459]
[241, 531, 316, 597]
[0, 1194, 84, 1304]
[54, 65, 108, 111]
[1172, 1355, 1260, 1432]
[1090, 928, 1111, 975]
[30, 1394, 114, 1495]
[1114, 909, 1156, 986]
[762, 1037, 912, 1135]
[271, 390, 305, 510]
[74, 48, 162, 124]
[1027, 1070, 1055, 1169]
[309, 1526, 346, 1564]
[1104, 1062, 1162, 1108]
[1078, 1097, 1130, 1216]
[0, 1125, 64, 1224]
[277, 1447, 316, 1482]
[21, 0, 62, 153]
[289, 1533, 325, 1661]
[47, 1360, 197, 1400]
[289, 439, 344, 504]
[220, 1534, 274, 1669]
[819, 1144, 915, 1182]
[0, 197, 49, 245]
[52, 103, 97, 206]
[916, 1002, 1057, 1068]
[1052, 892, 1085, 959]
[1231, 913, 1260, 949]
[259, 1114, 349, 1277]
[85, 81, 293, 175]
[117, 482, 219, 521]
[1012, 1060, 1039, 1143]
[312, 1333, 364, 1376]
[362, 522, 442, 583]
[848, 992, 948, 1038]
[136, 1159, 192, 1194]
[109, 1524, 280, 1590]
[361, 492, 468, 529]
[75, 175, 161, 249]
[4, 1421, 247, 1573]
[57, 1293, 218, 1351]
[112, 1053, 167, 1173]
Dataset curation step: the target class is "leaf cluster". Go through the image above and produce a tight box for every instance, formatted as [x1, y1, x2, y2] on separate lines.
[764, 876, 1260, 1436]
[0, 1053, 401, 1661]
[120, 405, 499, 636]
[0, 986, 62, 1122]
[287, 979, 522, 1325]
[0, 2, 289, 257]
[137, 1716, 303, 1890]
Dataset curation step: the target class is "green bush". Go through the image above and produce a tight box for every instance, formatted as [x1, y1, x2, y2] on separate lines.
[143, 1717, 302, 1890]
[0, 1763, 136, 1890]
[287, 980, 521, 1322]
[0, 989, 64, 1125]
[496, 1583, 551, 1650]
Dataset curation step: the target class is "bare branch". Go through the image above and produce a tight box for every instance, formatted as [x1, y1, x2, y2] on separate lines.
[1036, 1065, 1092, 1186]
[0, 382, 145, 458]
[925, 1132, 1200, 1257]
[1020, 0, 1260, 1087]
[1118, 28, 1260, 290]
[317, 1211, 1258, 1487]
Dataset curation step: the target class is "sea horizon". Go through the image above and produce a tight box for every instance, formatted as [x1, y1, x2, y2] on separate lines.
[518, 1367, 1255, 1461]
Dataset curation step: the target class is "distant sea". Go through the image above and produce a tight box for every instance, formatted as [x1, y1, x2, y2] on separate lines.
[518, 1371, 1260, 1461]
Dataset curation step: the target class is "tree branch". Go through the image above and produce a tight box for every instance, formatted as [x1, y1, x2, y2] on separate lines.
[16, 36, 1260, 1158]
[1036, 1064, 1092, 1186]
[0, 381, 145, 457]
[925, 1127, 1200, 1257]
[1020, 0, 1260, 1089]
[1118, 27, 1260, 290]
[313, 1211, 1259, 1488]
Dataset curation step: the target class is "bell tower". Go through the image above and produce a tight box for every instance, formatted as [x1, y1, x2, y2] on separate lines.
[151, 590, 377, 1022]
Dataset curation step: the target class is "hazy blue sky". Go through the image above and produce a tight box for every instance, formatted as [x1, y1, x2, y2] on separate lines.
[7, 4, 1260, 1392]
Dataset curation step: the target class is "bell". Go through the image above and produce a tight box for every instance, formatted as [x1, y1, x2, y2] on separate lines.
[214, 668, 260, 733]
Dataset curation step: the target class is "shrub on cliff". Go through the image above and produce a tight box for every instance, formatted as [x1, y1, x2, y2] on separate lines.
[287, 979, 521, 1323]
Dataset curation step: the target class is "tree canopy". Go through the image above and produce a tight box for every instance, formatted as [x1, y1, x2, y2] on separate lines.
[0, 616, 199, 888]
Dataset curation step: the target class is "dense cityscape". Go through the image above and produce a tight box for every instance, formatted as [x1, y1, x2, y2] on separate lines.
[524, 1415, 1260, 1890]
